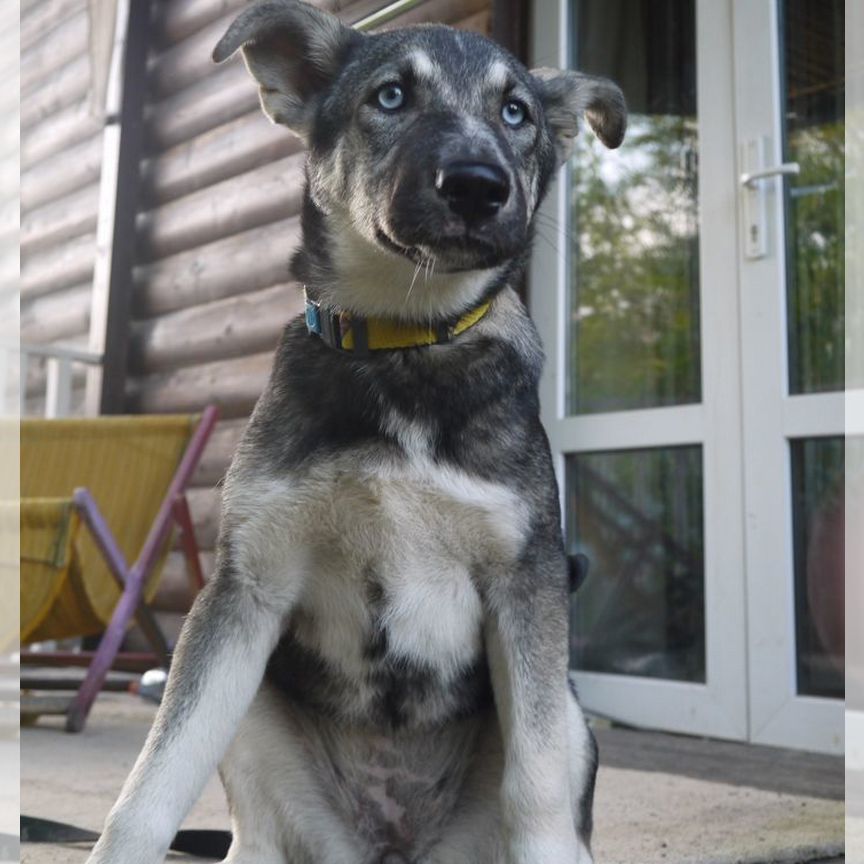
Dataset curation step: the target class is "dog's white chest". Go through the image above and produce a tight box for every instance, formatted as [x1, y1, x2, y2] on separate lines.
[233, 451, 528, 683]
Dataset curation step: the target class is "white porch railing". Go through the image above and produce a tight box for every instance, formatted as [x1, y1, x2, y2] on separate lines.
[19, 344, 104, 418]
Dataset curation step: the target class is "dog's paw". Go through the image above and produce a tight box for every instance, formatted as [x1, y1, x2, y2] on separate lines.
[507, 829, 587, 864]
[84, 824, 168, 864]
[575, 839, 595, 864]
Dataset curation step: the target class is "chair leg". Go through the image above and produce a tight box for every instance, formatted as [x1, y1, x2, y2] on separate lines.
[173, 494, 206, 596]
[74, 487, 172, 667]
[65, 568, 149, 732]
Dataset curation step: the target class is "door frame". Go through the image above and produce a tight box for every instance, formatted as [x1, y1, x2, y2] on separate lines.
[529, 0, 749, 742]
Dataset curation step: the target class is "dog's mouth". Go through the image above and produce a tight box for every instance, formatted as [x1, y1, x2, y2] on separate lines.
[374, 227, 425, 265]
[374, 225, 507, 273]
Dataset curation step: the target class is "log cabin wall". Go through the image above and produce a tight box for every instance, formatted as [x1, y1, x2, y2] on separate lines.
[125, 0, 494, 627]
[20, 0, 105, 414]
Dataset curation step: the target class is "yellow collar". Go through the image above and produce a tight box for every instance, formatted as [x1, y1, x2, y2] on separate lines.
[304, 292, 491, 354]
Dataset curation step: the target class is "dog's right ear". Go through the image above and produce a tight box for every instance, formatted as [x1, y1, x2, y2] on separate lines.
[213, 0, 362, 140]
[531, 68, 627, 164]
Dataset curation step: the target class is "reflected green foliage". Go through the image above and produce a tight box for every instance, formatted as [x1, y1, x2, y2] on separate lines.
[786, 120, 845, 393]
[567, 115, 701, 415]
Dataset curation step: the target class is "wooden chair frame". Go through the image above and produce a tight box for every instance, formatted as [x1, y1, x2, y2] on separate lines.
[21, 406, 219, 732]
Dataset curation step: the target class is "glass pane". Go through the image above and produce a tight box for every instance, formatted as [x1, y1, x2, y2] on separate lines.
[566, 446, 705, 682]
[782, 0, 845, 393]
[567, 0, 700, 415]
[791, 437, 844, 698]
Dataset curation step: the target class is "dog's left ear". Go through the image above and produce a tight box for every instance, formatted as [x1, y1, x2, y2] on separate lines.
[532, 69, 627, 164]
[213, 0, 362, 140]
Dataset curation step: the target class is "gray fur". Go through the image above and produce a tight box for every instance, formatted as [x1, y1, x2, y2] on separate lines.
[85, 4, 625, 864]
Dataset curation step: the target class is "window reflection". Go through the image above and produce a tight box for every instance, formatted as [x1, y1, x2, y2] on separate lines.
[567, 0, 700, 415]
[566, 446, 705, 683]
[783, 0, 845, 393]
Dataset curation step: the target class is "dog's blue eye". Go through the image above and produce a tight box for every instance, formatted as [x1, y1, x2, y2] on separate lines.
[377, 83, 405, 111]
[501, 99, 527, 127]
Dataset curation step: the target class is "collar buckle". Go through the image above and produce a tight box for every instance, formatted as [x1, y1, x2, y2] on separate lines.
[304, 292, 343, 350]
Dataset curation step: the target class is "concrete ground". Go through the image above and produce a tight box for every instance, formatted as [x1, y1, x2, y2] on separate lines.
[19, 695, 845, 864]
[0, 737, 18, 863]
[847, 770, 864, 864]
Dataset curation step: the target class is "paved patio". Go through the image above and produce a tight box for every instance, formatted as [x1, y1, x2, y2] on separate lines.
[18, 694, 845, 864]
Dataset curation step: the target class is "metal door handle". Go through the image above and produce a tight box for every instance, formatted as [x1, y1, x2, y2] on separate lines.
[740, 162, 800, 187]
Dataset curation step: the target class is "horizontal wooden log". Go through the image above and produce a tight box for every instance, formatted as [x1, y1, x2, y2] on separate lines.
[21, 54, 90, 131]
[192, 416, 247, 487]
[125, 350, 273, 419]
[456, 9, 492, 33]
[145, 62, 258, 152]
[155, 0, 248, 47]
[137, 152, 306, 261]
[141, 110, 300, 207]
[21, 282, 92, 343]
[21, 133, 103, 211]
[381, 0, 489, 28]
[148, 11, 246, 100]
[130, 281, 302, 374]
[148, 0, 346, 100]
[153, 550, 217, 613]
[133, 216, 300, 317]
[21, 181, 99, 254]
[21, 8, 88, 96]
[21, 231, 96, 299]
[21, 0, 86, 52]
[22, 101, 100, 169]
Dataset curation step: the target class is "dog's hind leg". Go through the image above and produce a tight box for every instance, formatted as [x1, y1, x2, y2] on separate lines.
[424, 695, 597, 864]
[219, 686, 368, 864]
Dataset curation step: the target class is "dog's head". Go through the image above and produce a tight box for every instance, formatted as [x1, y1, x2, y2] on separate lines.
[214, 1, 625, 319]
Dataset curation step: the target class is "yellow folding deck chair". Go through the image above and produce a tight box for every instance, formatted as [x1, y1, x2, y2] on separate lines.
[20, 407, 218, 731]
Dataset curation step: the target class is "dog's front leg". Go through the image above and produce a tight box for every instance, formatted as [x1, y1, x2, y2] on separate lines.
[85, 568, 287, 864]
[484, 538, 586, 864]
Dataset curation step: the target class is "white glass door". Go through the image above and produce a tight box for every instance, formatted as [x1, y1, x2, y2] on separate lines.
[531, 0, 849, 752]
[733, 0, 849, 753]
[531, 0, 749, 741]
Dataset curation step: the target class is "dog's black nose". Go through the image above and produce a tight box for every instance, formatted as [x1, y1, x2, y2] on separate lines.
[435, 162, 510, 223]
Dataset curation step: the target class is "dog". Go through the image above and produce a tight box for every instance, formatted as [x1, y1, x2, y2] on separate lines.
[85, 3, 625, 863]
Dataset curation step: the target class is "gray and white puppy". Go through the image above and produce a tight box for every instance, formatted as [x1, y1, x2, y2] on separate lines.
[85, 3, 625, 864]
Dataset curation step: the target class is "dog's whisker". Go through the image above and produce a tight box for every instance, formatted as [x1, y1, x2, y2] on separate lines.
[405, 258, 424, 307]
[535, 212, 586, 249]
